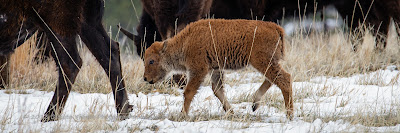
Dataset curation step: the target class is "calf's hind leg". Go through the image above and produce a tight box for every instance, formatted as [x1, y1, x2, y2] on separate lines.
[211, 71, 232, 114]
[251, 61, 293, 119]
[252, 80, 272, 111]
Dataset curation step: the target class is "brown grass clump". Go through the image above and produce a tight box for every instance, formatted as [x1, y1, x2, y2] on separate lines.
[8, 35, 57, 92]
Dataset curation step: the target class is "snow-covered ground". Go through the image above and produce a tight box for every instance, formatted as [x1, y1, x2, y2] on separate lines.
[1, 68, 399, 132]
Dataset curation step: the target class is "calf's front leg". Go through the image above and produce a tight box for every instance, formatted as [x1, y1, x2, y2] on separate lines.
[182, 70, 207, 114]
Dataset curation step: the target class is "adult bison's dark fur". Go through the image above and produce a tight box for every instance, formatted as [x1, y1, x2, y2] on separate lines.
[0, 0, 132, 122]
[334, 0, 400, 49]
[120, 0, 400, 57]
[119, 0, 213, 58]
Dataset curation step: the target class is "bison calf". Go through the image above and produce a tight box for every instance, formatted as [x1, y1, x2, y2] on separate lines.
[143, 19, 293, 119]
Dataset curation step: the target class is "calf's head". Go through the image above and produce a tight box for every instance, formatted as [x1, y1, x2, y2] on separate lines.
[143, 41, 167, 84]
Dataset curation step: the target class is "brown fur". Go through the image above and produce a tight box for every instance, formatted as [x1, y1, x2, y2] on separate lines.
[143, 19, 293, 119]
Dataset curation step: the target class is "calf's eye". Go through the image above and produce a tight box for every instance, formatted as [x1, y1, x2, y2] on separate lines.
[149, 60, 154, 64]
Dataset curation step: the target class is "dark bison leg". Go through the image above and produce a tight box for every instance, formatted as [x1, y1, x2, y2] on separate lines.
[78, 0, 131, 120]
[376, 0, 400, 47]
[80, 22, 132, 120]
[41, 33, 82, 122]
[368, 2, 391, 49]
[371, 17, 391, 49]
[172, 74, 186, 88]
[0, 54, 10, 89]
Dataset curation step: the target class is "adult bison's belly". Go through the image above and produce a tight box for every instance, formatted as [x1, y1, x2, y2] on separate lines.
[0, 12, 38, 56]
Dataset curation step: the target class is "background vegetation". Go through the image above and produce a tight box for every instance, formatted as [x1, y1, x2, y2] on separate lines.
[103, 0, 142, 40]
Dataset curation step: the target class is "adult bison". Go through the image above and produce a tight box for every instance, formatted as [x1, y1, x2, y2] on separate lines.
[0, 0, 132, 122]
[121, 0, 400, 56]
[119, 0, 213, 58]
[334, 0, 400, 49]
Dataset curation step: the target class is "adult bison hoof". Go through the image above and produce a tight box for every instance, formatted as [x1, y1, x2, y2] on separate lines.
[41, 113, 59, 122]
[117, 104, 133, 120]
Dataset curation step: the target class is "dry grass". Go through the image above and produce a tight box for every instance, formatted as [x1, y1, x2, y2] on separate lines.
[1, 22, 400, 131]
[283, 28, 400, 82]
[5, 34, 180, 96]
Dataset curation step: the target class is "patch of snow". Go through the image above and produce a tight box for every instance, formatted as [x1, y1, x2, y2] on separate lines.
[0, 68, 399, 132]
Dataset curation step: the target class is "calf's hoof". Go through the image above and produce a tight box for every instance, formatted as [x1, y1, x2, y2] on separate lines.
[252, 103, 259, 112]
[224, 109, 235, 117]
[179, 111, 189, 120]
[286, 110, 294, 120]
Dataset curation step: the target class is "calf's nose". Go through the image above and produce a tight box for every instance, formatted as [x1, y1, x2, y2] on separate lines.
[144, 77, 147, 82]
